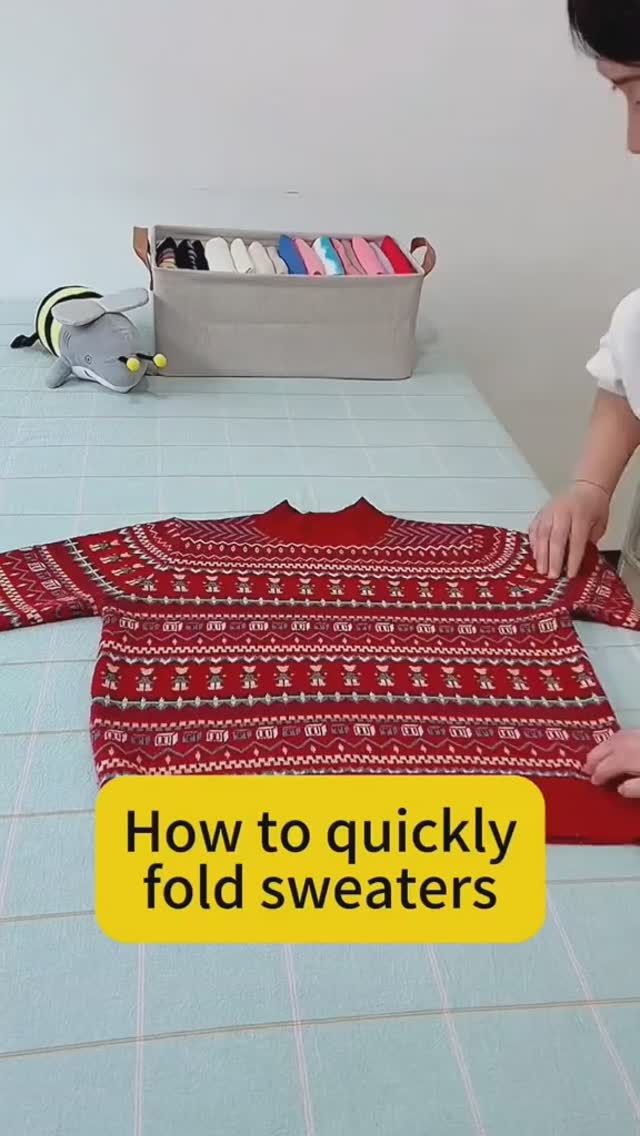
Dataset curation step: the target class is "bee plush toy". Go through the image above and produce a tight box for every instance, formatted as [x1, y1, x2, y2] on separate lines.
[11, 286, 167, 392]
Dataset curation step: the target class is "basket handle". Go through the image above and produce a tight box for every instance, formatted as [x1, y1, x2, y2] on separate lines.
[410, 236, 437, 277]
[133, 226, 153, 290]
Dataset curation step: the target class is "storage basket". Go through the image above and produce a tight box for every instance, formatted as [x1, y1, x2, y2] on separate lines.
[133, 226, 436, 380]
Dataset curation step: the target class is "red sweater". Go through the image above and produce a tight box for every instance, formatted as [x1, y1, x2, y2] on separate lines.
[1, 499, 639, 843]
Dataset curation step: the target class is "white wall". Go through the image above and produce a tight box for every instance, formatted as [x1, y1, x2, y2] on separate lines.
[2, 0, 639, 543]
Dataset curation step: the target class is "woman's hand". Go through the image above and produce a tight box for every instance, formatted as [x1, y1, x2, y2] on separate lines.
[585, 731, 640, 798]
[529, 482, 610, 578]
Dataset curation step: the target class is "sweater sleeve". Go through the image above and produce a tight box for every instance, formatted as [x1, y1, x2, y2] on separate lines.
[567, 544, 640, 630]
[0, 532, 114, 632]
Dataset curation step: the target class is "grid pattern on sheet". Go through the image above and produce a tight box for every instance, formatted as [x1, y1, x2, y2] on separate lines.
[2, 304, 640, 1136]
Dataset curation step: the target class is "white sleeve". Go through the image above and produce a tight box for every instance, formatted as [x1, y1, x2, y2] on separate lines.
[586, 289, 640, 415]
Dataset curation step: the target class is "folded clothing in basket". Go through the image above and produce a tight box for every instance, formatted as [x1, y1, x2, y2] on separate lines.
[176, 239, 208, 271]
[205, 236, 235, 272]
[314, 236, 344, 276]
[278, 235, 306, 275]
[155, 233, 418, 276]
[156, 237, 177, 268]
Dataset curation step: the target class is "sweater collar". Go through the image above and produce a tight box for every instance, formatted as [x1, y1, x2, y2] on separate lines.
[253, 498, 394, 547]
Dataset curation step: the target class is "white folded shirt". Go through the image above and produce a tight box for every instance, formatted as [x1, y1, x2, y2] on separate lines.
[230, 238, 254, 274]
[267, 246, 288, 275]
[249, 241, 275, 275]
[205, 237, 235, 273]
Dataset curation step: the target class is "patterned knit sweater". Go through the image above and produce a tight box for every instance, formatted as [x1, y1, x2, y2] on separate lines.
[1, 499, 639, 844]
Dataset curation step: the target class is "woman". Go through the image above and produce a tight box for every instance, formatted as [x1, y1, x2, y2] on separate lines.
[531, 0, 640, 796]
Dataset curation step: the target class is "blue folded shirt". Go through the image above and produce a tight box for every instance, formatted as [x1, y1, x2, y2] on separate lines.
[278, 235, 307, 276]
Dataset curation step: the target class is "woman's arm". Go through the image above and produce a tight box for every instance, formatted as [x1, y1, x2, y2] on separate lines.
[575, 388, 640, 494]
[530, 389, 640, 577]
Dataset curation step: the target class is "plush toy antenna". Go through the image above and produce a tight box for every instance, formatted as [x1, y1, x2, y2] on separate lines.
[137, 353, 167, 369]
[118, 356, 141, 373]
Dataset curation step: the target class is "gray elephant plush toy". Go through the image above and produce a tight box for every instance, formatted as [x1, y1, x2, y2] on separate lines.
[11, 286, 167, 392]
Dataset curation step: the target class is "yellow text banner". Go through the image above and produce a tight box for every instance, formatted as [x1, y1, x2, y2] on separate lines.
[96, 775, 545, 944]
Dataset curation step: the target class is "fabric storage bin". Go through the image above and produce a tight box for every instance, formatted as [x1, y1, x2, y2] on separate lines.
[133, 226, 436, 380]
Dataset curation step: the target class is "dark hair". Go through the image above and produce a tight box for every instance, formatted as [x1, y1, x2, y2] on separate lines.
[568, 0, 640, 63]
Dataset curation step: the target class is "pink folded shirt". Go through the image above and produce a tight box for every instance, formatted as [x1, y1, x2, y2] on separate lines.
[294, 238, 325, 276]
[339, 239, 365, 275]
[352, 236, 385, 276]
[333, 238, 360, 276]
[371, 242, 394, 274]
